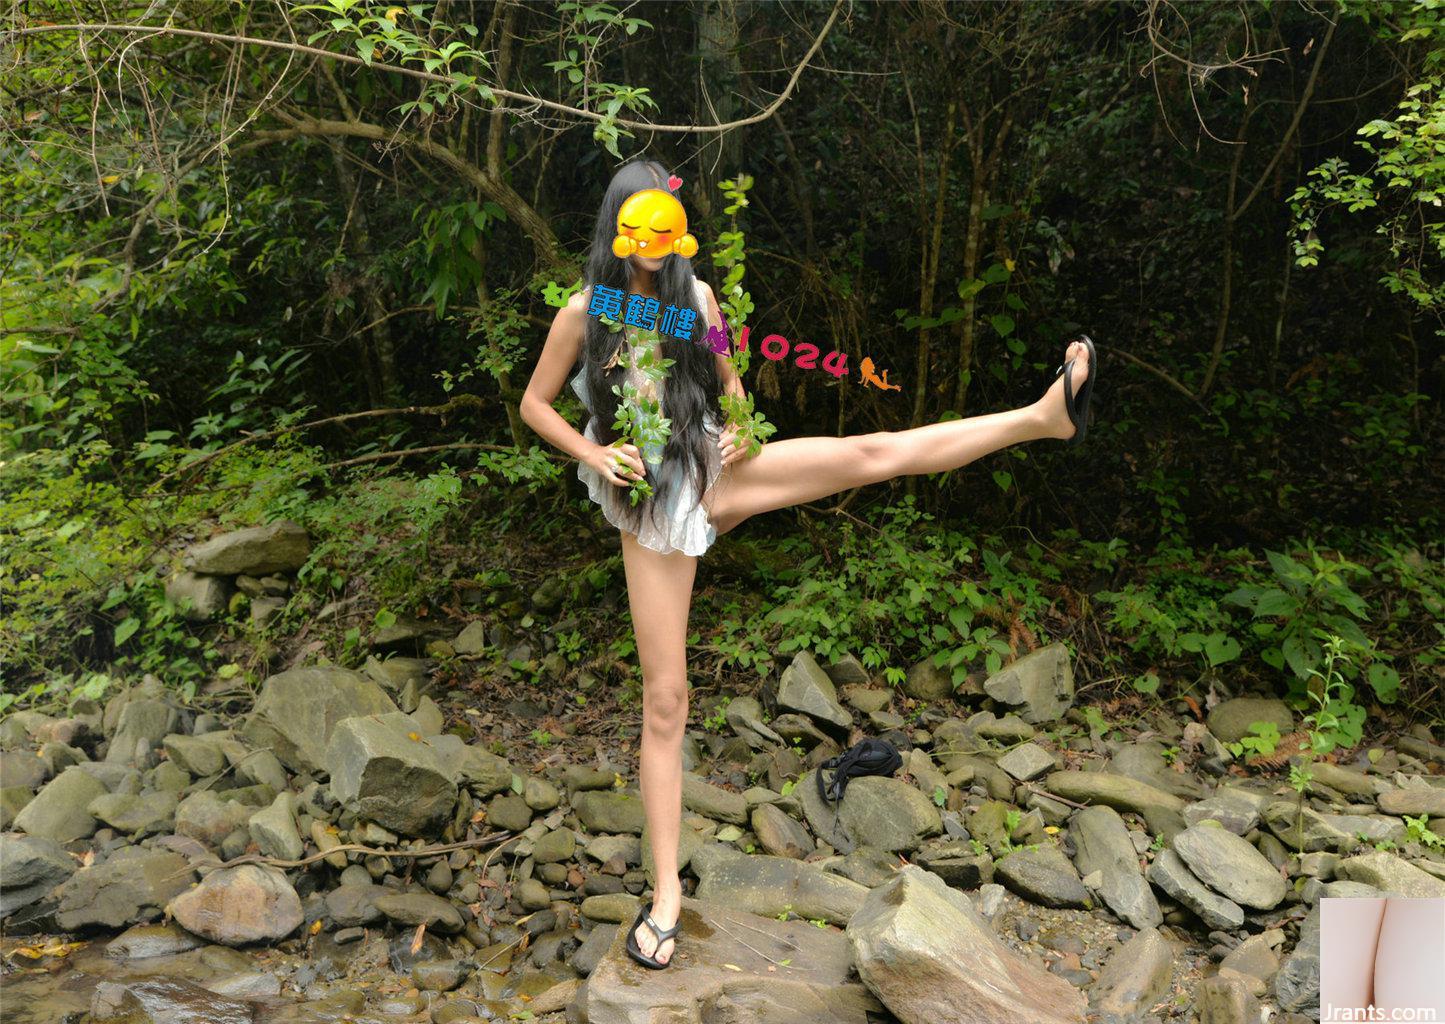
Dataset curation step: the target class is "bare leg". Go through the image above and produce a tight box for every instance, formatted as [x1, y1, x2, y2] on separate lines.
[1372, 896, 1445, 1017]
[705, 340, 1091, 535]
[620, 529, 696, 965]
[1319, 897, 1386, 1020]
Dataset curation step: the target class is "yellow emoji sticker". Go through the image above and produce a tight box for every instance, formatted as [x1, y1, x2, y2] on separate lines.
[612, 189, 698, 260]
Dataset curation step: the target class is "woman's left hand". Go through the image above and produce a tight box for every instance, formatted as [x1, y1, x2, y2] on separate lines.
[718, 424, 756, 467]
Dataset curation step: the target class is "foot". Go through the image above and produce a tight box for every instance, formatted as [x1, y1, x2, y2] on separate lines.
[633, 881, 681, 965]
[1037, 339, 1091, 440]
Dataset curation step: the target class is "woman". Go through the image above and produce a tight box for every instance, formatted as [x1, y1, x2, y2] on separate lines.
[519, 159, 1096, 969]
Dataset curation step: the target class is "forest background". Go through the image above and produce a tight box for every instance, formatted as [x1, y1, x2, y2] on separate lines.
[2, 0, 1441, 753]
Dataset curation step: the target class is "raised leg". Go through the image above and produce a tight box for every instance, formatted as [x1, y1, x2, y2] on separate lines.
[619, 529, 696, 965]
[705, 339, 1090, 535]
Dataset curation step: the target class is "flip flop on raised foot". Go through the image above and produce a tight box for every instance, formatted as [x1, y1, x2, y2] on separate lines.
[625, 902, 680, 970]
[1054, 333, 1097, 447]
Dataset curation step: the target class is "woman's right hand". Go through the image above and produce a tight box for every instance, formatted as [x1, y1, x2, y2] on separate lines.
[584, 440, 646, 487]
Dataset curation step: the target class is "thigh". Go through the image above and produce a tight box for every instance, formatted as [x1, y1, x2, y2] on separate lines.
[704, 433, 875, 535]
[619, 529, 697, 682]
[1373, 897, 1445, 1015]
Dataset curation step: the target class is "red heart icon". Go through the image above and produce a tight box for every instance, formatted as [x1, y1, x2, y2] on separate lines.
[667, 175, 683, 191]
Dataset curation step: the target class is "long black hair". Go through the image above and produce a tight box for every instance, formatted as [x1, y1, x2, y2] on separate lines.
[580, 159, 724, 537]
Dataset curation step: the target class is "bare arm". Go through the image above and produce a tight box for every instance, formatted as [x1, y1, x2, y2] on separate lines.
[519, 292, 645, 485]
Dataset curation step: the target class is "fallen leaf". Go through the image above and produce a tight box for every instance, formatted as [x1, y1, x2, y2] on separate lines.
[309, 919, 323, 935]
[722, 963, 741, 971]
[409, 922, 427, 955]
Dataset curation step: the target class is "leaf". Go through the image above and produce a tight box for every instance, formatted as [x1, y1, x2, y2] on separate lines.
[409, 922, 427, 954]
[113, 617, 139, 646]
[1204, 633, 1241, 666]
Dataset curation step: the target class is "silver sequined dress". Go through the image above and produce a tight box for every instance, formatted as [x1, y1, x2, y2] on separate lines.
[570, 279, 726, 557]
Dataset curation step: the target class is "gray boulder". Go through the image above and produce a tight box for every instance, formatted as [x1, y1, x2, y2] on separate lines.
[574, 790, 646, 835]
[1044, 771, 1185, 817]
[324, 715, 458, 837]
[1109, 740, 1204, 800]
[241, 667, 398, 773]
[167, 864, 302, 945]
[692, 843, 868, 926]
[1172, 823, 1287, 910]
[1069, 805, 1162, 929]
[13, 766, 108, 842]
[1274, 904, 1320, 1014]
[994, 845, 1092, 909]
[90, 978, 253, 1024]
[775, 651, 852, 733]
[87, 790, 178, 835]
[982, 643, 1075, 724]
[54, 847, 195, 931]
[163, 572, 231, 622]
[183, 520, 310, 575]
[371, 891, 464, 933]
[751, 803, 814, 859]
[837, 776, 942, 853]
[1335, 851, 1445, 898]
[846, 864, 1086, 1024]
[0, 834, 77, 917]
[1090, 927, 1176, 1020]
[902, 657, 953, 701]
[105, 699, 179, 764]
[681, 772, 748, 824]
[725, 694, 782, 747]
[174, 791, 252, 847]
[1146, 849, 1244, 930]
[1206, 697, 1294, 744]
[1378, 786, 1445, 818]
[248, 792, 304, 861]
[998, 742, 1057, 782]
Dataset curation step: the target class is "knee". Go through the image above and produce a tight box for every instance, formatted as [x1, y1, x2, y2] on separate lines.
[852, 432, 898, 475]
[643, 679, 689, 736]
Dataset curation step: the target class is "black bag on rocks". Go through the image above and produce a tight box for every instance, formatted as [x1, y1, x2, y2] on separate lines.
[815, 737, 903, 806]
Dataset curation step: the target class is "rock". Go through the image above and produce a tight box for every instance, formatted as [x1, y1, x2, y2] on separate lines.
[326, 883, 388, 926]
[1221, 932, 1281, 987]
[105, 699, 179, 764]
[998, 742, 1057, 782]
[579, 896, 884, 1023]
[412, 959, 467, 992]
[1206, 697, 1294, 745]
[1308, 762, 1382, 799]
[104, 922, 207, 960]
[1109, 740, 1204, 800]
[1172, 823, 1287, 909]
[574, 790, 646, 835]
[242, 667, 398, 774]
[1145, 849, 1244, 930]
[164, 571, 231, 621]
[325, 715, 458, 837]
[87, 790, 178, 835]
[90, 977, 253, 1024]
[1184, 788, 1268, 835]
[1069, 805, 1161, 929]
[1274, 905, 1320, 1014]
[13, 766, 109, 842]
[454, 744, 513, 796]
[725, 694, 783, 747]
[982, 643, 1075, 724]
[516, 877, 551, 910]
[249, 596, 285, 626]
[54, 847, 195, 931]
[912, 840, 992, 888]
[0, 786, 32, 830]
[681, 773, 748, 824]
[175, 791, 253, 848]
[372, 890, 464, 933]
[1378, 786, 1445, 818]
[842, 685, 892, 713]
[248, 792, 304, 861]
[183, 520, 310, 575]
[1043, 771, 1186, 816]
[0, 834, 76, 917]
[1335, 851, 1445, 897]
[828, 776, 941, 853]
[160, 733, 234, 777]
[485, 791, 537, 831]
[1089, 926, 1175, 1019]
[692, 843, 868, 926]
[523, 776, 561, 811]
[751, 803, 814, 859]
[453, 621, 488, 655]
[903, 658, 953, 701]
[994, 845, 1092, 909]
[534, 828, 576, 864]
[775, 651, 852, 733]
[167, 864, 302, 945]
[846, 864, 1086, 1024]
[581, 892, 639, 922]
[1195, 973, 1261, 1024]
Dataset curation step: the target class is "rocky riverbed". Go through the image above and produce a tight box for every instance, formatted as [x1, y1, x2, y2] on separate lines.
[3, 525, 1445, 1023]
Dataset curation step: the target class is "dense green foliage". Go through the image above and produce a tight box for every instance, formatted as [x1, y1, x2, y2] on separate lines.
[1, 2, 1440, 738]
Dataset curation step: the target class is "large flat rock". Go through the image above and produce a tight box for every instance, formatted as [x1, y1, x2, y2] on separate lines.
[241, 667, 398, 773]
[847, 864, 1086, 1024]
[571, 896, 884, 1024]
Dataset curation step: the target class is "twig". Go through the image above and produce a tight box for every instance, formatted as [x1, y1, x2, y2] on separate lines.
[1023, 783, 1090, 810]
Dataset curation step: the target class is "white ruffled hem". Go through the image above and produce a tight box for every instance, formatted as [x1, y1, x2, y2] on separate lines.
[575, 418, 722, 557]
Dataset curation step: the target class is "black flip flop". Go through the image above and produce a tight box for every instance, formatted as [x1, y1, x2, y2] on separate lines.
[1055, 333, 1097, 447]
[624, 902, 680, 970]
